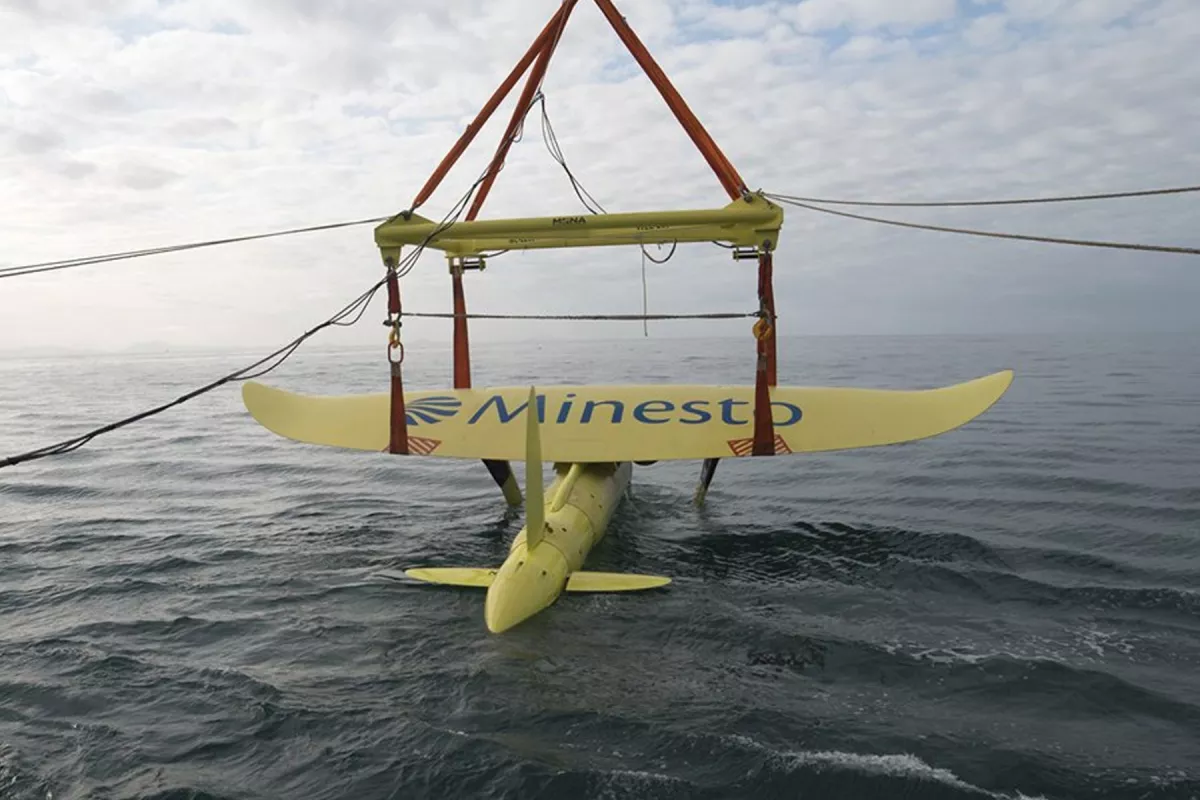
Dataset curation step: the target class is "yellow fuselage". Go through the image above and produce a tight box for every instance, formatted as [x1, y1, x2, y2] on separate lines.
[484, 461, 631, 633]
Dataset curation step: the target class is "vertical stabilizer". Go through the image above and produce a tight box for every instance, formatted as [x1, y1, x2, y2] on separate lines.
[524, 386, 546, 550]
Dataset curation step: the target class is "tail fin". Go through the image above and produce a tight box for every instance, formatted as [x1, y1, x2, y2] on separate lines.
[524, 386, 546, 550]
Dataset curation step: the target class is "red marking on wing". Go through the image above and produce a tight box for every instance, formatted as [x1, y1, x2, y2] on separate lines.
[727, 434, 792, 457]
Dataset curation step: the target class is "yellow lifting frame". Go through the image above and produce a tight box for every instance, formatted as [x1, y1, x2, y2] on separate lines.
[374, 192, 784, 265]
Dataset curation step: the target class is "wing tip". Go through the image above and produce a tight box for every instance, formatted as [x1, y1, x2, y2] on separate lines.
[241, 379, 280, 407]
[978, 368, 1016, 406]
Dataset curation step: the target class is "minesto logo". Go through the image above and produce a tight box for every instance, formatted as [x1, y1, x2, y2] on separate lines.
[405, 396, 463, 426]
[465, 394, 802, 427]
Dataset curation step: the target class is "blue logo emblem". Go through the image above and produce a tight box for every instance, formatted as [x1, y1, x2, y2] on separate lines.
[406, 396, 462, 426]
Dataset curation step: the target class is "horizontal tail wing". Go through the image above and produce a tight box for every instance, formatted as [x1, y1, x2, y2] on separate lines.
[565, 572, 672, 592]
[242, 371, 1013, 462]
[404, 567, 496, 588]
[399, 568, 670, 592]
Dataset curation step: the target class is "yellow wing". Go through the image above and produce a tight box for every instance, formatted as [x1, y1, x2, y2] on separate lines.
[241, 371, 1012, 461]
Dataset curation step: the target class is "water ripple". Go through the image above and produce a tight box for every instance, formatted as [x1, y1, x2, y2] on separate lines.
[1, 335, 1198, 799]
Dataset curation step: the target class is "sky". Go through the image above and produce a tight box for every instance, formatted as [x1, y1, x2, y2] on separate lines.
[2, 0, 1199, 354]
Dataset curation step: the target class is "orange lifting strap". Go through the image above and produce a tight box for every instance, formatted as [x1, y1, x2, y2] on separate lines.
[385, 267, 409, 455]
[752, 250, 778, 455]
[397, 0, 778, 454]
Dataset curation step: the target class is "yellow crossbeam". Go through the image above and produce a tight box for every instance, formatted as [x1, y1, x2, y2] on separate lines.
[374, 193, 783, 263]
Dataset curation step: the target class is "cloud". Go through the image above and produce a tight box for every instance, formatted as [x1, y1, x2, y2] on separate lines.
[1, 0, 1198, 358]
[55, 159, 98, 179]
[10, 128, 65, 155]
[114, 161, 181, 190]
[784, 0, 959, 32]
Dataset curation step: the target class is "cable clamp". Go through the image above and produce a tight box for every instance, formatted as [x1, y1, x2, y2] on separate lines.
[752, 309, 774, 341]
[447, 255, 487, 273]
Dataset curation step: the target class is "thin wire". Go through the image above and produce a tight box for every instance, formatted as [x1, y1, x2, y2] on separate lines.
[397, 311, 760, 320]
[0, 216, 388, 280]
[766, 184, 1200, 209]
[484, 8, 572, 186]
[771, 196, 1200, 256]
[641, 240, 678, 263]
[0, 278, 386, 468]
[535, 91, 688, 264]
[330, 288, 381, 327]
[8, 182, 1192, 280]
[0, 85, 542, 283]
[1, 169, 494, 470]
[536, 91, 608, 215]
[1, 82, 562, 469]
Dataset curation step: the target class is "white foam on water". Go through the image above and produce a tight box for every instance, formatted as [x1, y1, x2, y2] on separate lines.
[906, 645, 994, 665]
[784, 750, 977, 789]
[885, 625, 1143, 669]
[594, 768, 691, 800]
[1076, 626, 1137, 658]
[603, 768, 687, 784]
[726, 735, 1048, 800]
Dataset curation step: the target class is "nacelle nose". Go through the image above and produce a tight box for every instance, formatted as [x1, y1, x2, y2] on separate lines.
[484, 540, 570, 633]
